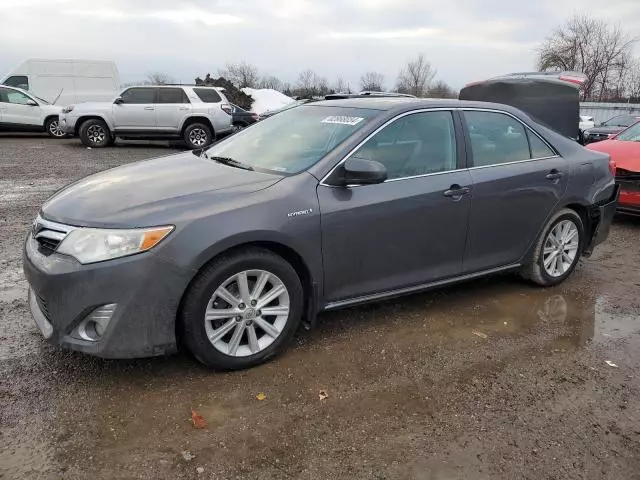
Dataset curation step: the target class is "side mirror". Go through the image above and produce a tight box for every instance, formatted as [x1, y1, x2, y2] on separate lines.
[114, 97, 124, 105]
[26, 99, 38, 106]
[338, 157, 387, 186]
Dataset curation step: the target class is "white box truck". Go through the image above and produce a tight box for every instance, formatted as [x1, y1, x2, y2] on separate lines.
[1, 59, 120, 105]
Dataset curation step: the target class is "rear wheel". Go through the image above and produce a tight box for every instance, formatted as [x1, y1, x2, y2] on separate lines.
[79, 119, 111, 148]
[183, 122, 213, 149]
[45, 117, 65, 138]
[521, 208, 584, 286]
[181, 248, 303, 370]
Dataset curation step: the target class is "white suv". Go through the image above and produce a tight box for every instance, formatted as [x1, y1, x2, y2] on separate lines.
[0, 85, 65, 137]
[59, 85, 234, 149]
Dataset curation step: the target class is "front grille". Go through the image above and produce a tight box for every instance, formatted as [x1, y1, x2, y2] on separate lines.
[35, 237, 61, 255]
[35, 292, 51, 321]
[31, 215, 72, 256]
[616, 169, 640, 193]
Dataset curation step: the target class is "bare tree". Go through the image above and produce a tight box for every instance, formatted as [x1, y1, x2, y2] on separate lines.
[537, 15, 637, 101]
[396, 54, 436, 97]
[334, 76, 352, 93]
[259, 75, 284, 91]
[622, 59, 640, 101]
[427, 80, 458, 99]
[295, 69, 330, 97]
[360, 71, 385, 92]
[145, 71, 174, 85]
[218, 61, 259, 88]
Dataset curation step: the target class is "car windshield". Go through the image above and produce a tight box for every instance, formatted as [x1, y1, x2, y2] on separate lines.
[205, 105, 378, 174]
[603, 115, 635, 127]
[615, 122, 640, 142]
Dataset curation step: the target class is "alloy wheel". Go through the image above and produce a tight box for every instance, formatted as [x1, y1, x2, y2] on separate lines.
[542, 219, 580, 277]
[189, 128, 208, 147]
[48, 119, 65, 137]
[86, 124, 106, 144]
[204, 270, 290, 357]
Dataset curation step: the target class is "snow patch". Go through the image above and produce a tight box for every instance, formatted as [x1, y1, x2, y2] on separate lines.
[242, 88, 296, 115]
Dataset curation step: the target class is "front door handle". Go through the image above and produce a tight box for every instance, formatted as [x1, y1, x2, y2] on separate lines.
[443, 184, 470, 198]
[144, 106, 155, 110]
[546, 169, 564, 180]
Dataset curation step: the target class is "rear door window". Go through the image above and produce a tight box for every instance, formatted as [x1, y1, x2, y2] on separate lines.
[527, 132, 555, 158]
[120, 88, 156, 104]
[157, 88, 189, 104]
[463, 111, 532, 167]
[3, 75, 29, 90]
[193, 88, 222, 103]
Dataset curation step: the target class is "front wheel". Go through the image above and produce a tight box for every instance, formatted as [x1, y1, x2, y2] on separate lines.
[183, 123, 213, 149]
[45, 117, 66, 138]
[79, 119, 111, 148]
[180, 248, 303, 370]
[521, 208, 584, 286]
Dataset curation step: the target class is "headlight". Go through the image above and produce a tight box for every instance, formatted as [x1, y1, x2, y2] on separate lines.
[61, 105, 74, 114]
[57, 226, 173, 264]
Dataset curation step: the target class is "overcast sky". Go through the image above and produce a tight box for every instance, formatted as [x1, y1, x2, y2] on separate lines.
[1, 0, 639, 90]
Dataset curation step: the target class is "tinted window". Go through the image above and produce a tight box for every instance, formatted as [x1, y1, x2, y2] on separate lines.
[206, 106, 377, 174]
[351, 111, 457, 179]
[158, 88, 189, 104]
[193, 88, 222, 103]
[604, 115, 637, 127]
[528, 132, 555, 158]
[0, 88, 32, 105]
[464, 111, 530, 166]
[3, 75, 29, 90]
[120, 88, 156, 104]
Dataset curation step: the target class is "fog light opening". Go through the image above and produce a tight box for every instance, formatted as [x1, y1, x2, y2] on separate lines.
[74, 303, 116, 342]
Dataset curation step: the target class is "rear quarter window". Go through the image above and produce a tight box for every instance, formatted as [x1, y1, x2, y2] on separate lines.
[193, 88, 222, 103]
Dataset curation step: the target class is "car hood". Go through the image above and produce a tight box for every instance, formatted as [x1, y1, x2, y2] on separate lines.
[41, 104, 62, 114]
[586, 126, 626, 135]
[42, 152, 283, 227]
[586, 140, 640, 172]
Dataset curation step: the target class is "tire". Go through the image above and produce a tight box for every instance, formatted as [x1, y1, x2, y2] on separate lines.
[45, 117, 66, 138]
[181, 248, 304, 370]
[521, 208, 585, 286]
[79, 119, 111, 148]
[183, 122, 213, 149]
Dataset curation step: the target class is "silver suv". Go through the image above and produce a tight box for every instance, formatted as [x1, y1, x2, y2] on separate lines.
[59, 85, 233, 149]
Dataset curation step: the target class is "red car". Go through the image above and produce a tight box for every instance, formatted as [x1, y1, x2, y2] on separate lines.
[587, 121, 640, 216]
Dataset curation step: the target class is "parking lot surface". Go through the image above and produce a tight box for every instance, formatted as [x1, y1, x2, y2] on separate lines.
[1, 135, 640, 479]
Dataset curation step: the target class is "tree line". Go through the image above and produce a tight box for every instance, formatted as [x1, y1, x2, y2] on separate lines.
[145, 54, 457, 100]
[537, 14, 639, 102]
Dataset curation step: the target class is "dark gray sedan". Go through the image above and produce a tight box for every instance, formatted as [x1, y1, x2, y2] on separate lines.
[23, 98, 618, 370]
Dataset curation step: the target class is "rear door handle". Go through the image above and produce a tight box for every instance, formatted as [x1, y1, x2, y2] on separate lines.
[443, 185, 470, 198]
[179, 107, 189, 111]
[144, 106, 155, 110]
[546, 169, 564, 180]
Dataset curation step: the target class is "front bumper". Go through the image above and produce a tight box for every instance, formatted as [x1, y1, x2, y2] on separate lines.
[58, 114, 77, 135]
[23, 233, 193, 358]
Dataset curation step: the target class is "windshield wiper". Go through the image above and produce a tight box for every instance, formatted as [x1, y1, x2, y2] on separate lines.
[209, 156, 254, 171]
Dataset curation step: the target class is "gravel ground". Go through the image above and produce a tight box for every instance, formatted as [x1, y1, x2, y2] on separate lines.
[1, 134, 639, 480]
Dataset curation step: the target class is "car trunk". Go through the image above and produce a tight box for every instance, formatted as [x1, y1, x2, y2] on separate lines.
[459, 77, 580, 140]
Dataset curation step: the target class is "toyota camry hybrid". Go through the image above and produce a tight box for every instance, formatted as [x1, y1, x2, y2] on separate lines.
[23, 97, 618, 370]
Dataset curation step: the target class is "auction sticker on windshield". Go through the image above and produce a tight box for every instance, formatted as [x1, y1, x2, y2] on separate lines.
[321, 116, 364, 126]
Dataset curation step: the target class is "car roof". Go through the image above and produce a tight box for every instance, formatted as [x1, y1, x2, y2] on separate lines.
[307, 97, 529, 116]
